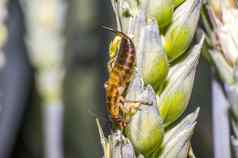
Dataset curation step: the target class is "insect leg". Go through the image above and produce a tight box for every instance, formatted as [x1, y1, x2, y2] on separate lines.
[124, 100, 153, 114]
[118, 96, 141, 115]
[124, 100, 153, 106]
[118, 96, 129, 113]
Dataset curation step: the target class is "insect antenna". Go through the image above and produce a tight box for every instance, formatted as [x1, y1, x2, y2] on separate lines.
[101, 25, 130, 41]
[101, 25, 118, 34]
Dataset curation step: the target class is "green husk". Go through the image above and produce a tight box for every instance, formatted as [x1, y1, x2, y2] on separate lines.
[150, 108, 199, 158]
[174, 0, 186, 7]
[138, 21, 169, 90]
[147, 0, 175, 30]
[125, 74, 164, 155]
[126, 105, 164, 155]
[157, 36, 204, 127]
[163, 0, 202, 62]
[163, 25, 191, 60]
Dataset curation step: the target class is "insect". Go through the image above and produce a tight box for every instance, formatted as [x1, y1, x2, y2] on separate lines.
[104, 26, 140, 129]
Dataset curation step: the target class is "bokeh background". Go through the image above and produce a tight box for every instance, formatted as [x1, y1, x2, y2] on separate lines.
[0, 0, 213, 158]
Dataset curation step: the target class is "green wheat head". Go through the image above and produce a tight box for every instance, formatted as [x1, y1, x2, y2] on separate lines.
[98, 0, 204, 157]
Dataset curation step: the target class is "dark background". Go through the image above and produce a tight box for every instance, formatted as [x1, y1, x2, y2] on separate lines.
[0, 0, 213, 157]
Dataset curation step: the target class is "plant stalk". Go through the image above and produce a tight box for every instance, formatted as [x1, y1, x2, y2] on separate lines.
[212, 79, 231, 158]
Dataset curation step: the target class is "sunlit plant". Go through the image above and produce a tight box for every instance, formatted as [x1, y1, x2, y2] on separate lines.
[98, 0, 204, 157]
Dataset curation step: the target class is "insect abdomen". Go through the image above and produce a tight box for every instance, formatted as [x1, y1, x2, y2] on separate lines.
[105, 33, 136, 128]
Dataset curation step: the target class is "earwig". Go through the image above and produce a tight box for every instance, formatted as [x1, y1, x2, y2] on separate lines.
[103, 26, 138, 129]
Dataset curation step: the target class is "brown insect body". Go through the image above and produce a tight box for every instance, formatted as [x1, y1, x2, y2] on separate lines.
[105, 31, 136, 128]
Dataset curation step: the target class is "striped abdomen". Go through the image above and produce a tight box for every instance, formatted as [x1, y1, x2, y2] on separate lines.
[105, 35, 136, 128]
